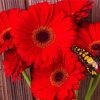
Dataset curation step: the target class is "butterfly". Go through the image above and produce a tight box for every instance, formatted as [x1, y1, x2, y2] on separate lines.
[71, 46, 99, 77]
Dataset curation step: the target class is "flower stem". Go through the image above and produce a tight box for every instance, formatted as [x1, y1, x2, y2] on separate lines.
[85, 74, 100, 100]
[22, 71, 31, 87]
[75, 82, 80, 100]
[75, 90, 78, 100]
[85, 78, 94, 100]
[88, 74, 100, 98]
[87, 78, 94, 94]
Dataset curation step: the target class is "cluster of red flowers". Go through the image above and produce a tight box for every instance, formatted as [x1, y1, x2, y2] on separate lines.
[0, 0, 100, 100]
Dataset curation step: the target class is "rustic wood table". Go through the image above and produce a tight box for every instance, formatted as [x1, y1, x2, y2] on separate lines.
[0, 0, 100, 100]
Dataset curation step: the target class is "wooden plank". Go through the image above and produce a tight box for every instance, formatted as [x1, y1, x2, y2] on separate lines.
[0, 55, 3, 70]
[92, 0, 100, 22]
[0, 70, 6, 100]
[0, 70, 9, 100]
[0, 0, 33, 100]
[0, 0, 100, 100]
[91, 0, 100, 99]
[28, 0, 62, 5]
[0, 0, 25, 11]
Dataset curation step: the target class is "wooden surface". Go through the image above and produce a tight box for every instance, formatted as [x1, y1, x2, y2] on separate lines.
[0, 0, 100, 100]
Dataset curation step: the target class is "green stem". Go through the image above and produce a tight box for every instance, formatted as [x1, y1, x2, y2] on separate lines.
[85, 78, 94, 100]
[85, 74, 100, 100]
[75, 90, 78, 100]
[75, 82, 81, 100]
[85, 95, 91, 100]
[89, 74, 100, 98]
[22, 71, 31, 87]
[86, 78, 94, 95]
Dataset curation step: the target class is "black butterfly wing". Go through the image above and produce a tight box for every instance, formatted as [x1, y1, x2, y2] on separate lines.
[86, 65, 97, 77]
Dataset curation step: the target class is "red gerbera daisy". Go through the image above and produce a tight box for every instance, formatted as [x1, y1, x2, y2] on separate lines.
[35, 91, 76, 100]
[57, 0, 92, 21]
[31, 49, 85, 100]
[12, 2, 77, 66]
[3, 48, 27, 81]
[76, 23, 100, 72]
[0, 8, 21, 54]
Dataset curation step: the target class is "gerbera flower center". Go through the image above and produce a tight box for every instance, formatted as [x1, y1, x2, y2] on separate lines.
[54, 72, 64, 82]
[50, 68, 68, 87]
[33, 26, 54, 48]
[90, 41, 100, 52]
[2, 28, 11, 41]
[3, 31, 11, 40]
[36, 30, 50, 43]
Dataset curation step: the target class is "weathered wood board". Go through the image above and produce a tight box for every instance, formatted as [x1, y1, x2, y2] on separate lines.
[0, 0, 100, 100]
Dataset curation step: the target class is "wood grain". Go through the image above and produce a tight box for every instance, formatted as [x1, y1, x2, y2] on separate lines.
[28, 0, 61, 5]
[92, 0, 100, 22]
[0, 0, 100, 100]
[0, 1, 33, 100]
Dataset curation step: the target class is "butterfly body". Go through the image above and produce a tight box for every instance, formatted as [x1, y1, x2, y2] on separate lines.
[71, 46, 98, 77]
